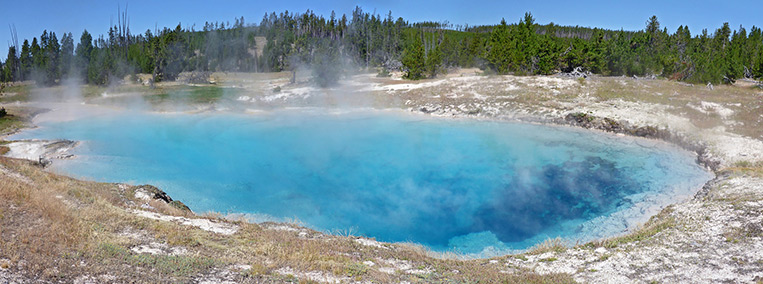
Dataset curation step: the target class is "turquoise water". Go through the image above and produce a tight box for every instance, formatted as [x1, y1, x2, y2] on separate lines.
[13, 109, 711, 255]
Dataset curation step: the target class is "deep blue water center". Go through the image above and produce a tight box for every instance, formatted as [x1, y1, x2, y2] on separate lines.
[14, 110, 711, 255]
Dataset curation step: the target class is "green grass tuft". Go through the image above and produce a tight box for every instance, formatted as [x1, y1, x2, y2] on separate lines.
[96, 242, 219, 277]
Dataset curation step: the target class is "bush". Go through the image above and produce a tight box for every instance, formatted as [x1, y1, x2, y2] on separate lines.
[0, 107, 6, 118]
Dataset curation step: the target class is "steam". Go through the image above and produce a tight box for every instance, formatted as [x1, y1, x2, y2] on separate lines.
[11, 110, 712, 258]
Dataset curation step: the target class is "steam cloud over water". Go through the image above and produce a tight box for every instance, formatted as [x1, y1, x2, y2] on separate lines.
[11, 110, 712, 256]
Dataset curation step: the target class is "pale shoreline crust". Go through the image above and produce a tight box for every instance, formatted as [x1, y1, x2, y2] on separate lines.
[1, 71, 762, 282]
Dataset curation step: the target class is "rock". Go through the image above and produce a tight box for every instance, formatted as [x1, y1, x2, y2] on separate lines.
[560, 66, 591, 79]
[131, 185, 192, 212]
[185, 71, 213, 84]
[565, 112, 594, 127]
[37, 156, 52, 168]
[631, 126, 658, 137]
[419, 106, 438, 114]
[132, 185, 173, 203]
[563, 111, 721, 171]
[601, 118, 623, 132]
[169, 200, 191, 212]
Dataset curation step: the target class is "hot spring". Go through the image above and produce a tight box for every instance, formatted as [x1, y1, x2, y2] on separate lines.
[12, 109, 712, 256]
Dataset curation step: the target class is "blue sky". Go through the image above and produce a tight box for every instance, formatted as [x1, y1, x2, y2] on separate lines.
[2, 0, 761, 58]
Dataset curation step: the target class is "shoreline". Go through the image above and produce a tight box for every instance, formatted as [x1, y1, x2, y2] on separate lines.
[1, 73, 761, 282]
[5, 101, 715, 249]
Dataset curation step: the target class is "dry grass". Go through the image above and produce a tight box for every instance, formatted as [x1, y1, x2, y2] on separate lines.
[0, 107, 32, 136]
[382, 73, 761, 141]
[0, 83, 33, 103]
[585, 206, 677, 249]
[527, 237, 568, 255]
[588, 77, 763, 139]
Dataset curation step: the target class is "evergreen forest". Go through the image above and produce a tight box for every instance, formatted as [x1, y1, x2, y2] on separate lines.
[2, 7, 763, 86]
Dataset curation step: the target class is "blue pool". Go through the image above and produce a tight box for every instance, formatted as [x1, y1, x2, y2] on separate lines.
[13, 109, 712, 255]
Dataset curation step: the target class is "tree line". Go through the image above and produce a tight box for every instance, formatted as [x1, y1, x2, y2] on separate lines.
[2, 8, 762, 86]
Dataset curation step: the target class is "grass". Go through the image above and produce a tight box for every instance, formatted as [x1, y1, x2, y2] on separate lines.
[589, 206, 677, 249]
[0, 83, 32, 103]
[188, 85, 227, 104]
[81, 84, 153, 98]
[0, 112, 27, 135]
[95, 242, 219, 276]
[733, 160, 763, 169]
[527, 237, 568, 255]
[143, 85, 233, 106]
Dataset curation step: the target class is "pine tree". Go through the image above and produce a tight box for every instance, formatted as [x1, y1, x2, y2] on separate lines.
[75, 30, 93, 81]
[439, 35, 459, 67]
[485, 19, 511, 74]
[584, 29, 608, 74]
[44, 31, 61, 85]
[19, 40, 31, 80]
[311, 39, 342, 87]
[30, 38, 42, 73]
[88, 47, 108, 85]
[2, 47, 19, 82]
[60, 32, 74, 78]
[402, 33, 425, 80]
[535, 35, 558, 74]
[646, 15, 660, 35]
[515, 12, 539, 74]
[460, 34, 483, 67]
[425, 44, 442, 78]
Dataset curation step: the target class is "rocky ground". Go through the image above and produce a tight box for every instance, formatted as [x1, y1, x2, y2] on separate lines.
[1, 70, 762, 283]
